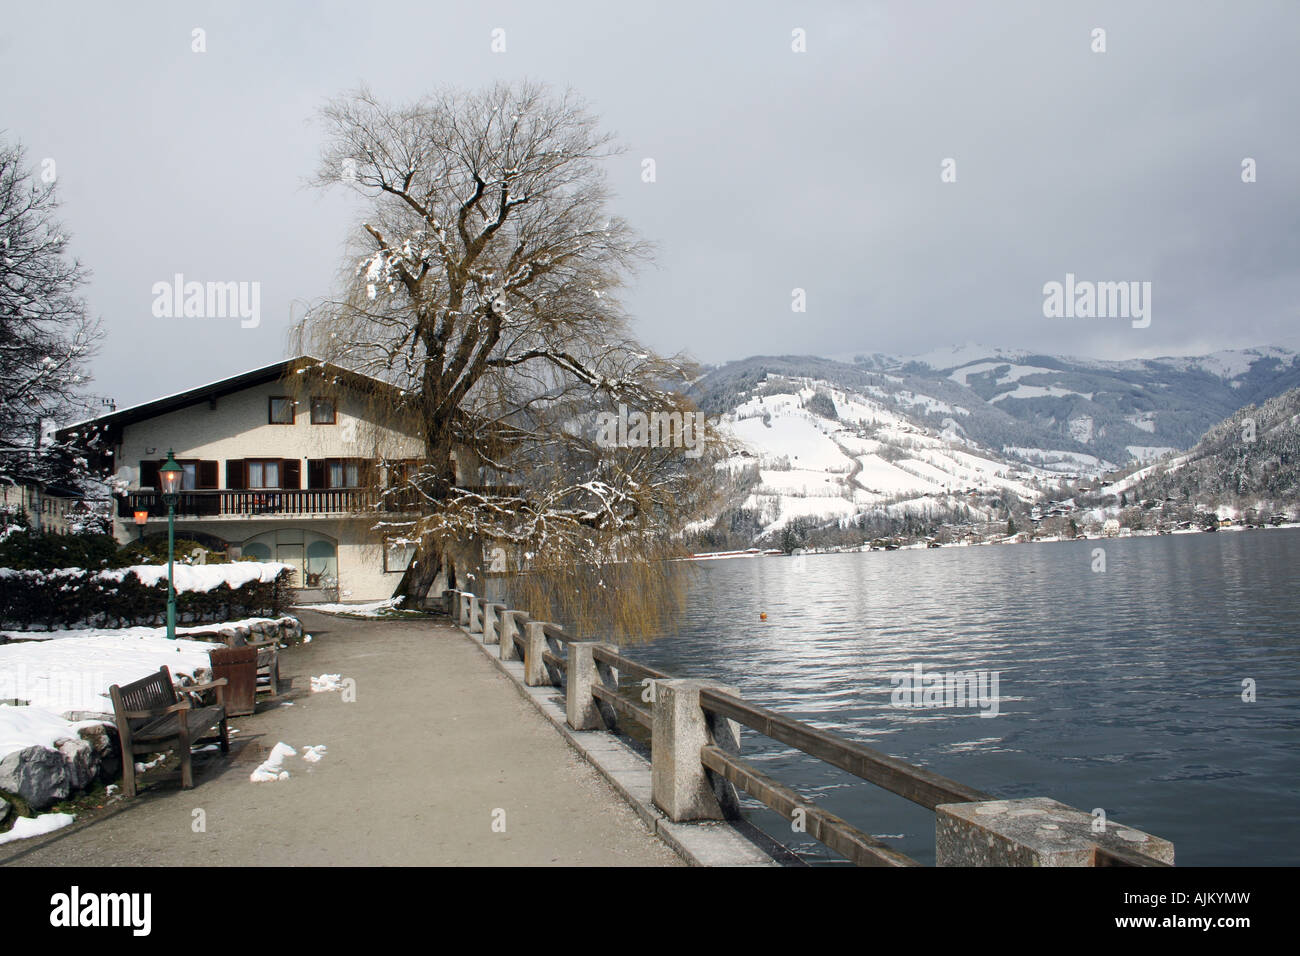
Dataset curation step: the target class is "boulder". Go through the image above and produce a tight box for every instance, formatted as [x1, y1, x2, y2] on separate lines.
[55, 736, 98, 791]
[79, 723, 120, 784]
[0, 745, 71, 810]
[0, 793, 12, 826]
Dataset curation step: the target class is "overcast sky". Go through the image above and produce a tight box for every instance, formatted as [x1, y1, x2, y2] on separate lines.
[3, 0, 1298, 408]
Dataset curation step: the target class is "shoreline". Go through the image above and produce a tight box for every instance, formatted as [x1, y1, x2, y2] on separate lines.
[687, 520, 1300, 562]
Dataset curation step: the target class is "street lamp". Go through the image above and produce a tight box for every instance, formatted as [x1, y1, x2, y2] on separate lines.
[159, 450, 183, 641]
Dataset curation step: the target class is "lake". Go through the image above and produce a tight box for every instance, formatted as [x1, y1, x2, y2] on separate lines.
[629, 529, 1300, 865]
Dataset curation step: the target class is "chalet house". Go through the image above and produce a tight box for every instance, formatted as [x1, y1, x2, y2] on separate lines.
[58, 357, 457, 602]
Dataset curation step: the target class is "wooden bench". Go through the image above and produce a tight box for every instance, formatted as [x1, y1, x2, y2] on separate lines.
[109, 666, 230, 798]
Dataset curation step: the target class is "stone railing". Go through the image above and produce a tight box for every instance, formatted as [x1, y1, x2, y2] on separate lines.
[445, 587, 1174, 867]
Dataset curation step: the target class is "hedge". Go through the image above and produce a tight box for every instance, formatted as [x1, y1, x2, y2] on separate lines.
[0, 565, 293, 631]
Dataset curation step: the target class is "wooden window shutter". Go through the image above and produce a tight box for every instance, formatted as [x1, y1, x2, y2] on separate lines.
[198, 460, 219, 489]
[307, 459, 326, 489]
[283, 459, 301, 489]
[226, 459, 246, 490]
[140, 460, 160, 488]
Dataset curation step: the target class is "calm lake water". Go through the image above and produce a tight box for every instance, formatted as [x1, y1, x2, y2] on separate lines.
[629, 529, 1300, 866]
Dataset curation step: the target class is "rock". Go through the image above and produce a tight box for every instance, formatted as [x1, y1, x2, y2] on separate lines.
[55, 736, 98, 791]
[0, 745, 71, 810]
[0, 793, 12, 826]
[78, 723, 119, 784]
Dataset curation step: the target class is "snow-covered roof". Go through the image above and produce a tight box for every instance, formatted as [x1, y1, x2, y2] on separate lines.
[55, 355, 398, 439]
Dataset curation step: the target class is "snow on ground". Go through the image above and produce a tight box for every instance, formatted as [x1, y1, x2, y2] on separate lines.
[991, 385, 1093, 403]
[311, 674, 344, 693]
[913, 344, 1030, 371]
[1152, 346, 1297, 381]
[1125, 412, 1157, 433]
[755, 468, 848, 497]
[250, 742, 297, 782]
[295, 597, 405, 617]
[0, 706, 105, 761]
[0, 633, 214, 718]
[1126, 445, 1176, 462]
[729, 401, 850, 471]
[949, 362, 1058, 387]
[855, 455, 943, 496]
[1107, 454, 1192, 495]
[1068, 416, 1095, 444]
[0, 812, 75, 845]
[1003, 447, 1116, 475]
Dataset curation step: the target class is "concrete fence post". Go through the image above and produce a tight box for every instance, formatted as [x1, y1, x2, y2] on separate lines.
[499, 611, 525, 662]
[935, 797, 1174, 866]
[458, 593, 472, 627]
[523, 622, 553, 686]
[565, 641, 608, 731]
[483, 603, 504, 645]
[468, 596, 484, 633]
[651, 679, 742, 822]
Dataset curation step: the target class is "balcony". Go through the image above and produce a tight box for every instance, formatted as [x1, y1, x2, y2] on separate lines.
[119, 488, 419, 519]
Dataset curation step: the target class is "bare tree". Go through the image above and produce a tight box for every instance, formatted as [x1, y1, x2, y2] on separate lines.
[293, 82, 725, 639]
[0, 137, 102, 485]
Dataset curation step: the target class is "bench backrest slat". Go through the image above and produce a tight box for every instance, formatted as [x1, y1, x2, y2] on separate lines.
[110, 666, 178, 733]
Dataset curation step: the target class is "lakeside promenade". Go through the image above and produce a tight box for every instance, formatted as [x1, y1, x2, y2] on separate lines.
[0, 611, 681, 867]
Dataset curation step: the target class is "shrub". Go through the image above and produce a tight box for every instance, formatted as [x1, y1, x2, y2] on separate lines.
[118, 537, 209, 566]
[0, 530, 127, 572]
[0, 565, 292, 631]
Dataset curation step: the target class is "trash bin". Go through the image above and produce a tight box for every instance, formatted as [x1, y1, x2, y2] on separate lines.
[209, 646, 259, 717]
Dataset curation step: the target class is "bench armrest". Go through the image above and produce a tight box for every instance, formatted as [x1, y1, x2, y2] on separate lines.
[182, 678, 228, 693]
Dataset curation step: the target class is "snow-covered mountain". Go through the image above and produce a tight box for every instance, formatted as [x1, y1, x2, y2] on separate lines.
[700, 367, 1056, 539]
[689, 345, 1300, 539]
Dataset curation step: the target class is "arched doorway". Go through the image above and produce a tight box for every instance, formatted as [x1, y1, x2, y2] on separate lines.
[240, 529, 338, 591]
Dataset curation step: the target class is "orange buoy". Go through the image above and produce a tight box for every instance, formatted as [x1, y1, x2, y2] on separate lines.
[759, 612, 767, 621]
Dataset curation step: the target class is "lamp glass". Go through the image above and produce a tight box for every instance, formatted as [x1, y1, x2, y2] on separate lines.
[159, 450, 183, 497]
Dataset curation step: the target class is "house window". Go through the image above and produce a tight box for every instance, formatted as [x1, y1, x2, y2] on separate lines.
[310, 397, 336, 424]
[384, 537, 416, 573]
[246, 459, 281, 489]
[268, 397, 295, 424]
[328, 459, 361, 488]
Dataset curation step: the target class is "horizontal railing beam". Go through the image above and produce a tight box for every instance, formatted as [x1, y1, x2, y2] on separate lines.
[700, 745, 919, 867]
[699, 688, 993, 811]
[591, 683, 652, 729]
[591, 645, 671, 683]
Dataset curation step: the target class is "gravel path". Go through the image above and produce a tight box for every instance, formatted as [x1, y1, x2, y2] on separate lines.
[0, 610, 682, 866]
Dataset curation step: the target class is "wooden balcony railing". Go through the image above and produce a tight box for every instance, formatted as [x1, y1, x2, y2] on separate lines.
[119, 488, 419, 518]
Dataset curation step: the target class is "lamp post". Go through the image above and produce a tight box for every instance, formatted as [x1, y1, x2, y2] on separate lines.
[159, 450, 183, 641]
